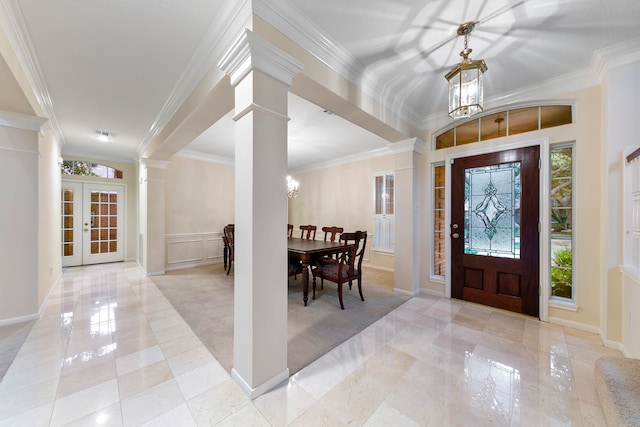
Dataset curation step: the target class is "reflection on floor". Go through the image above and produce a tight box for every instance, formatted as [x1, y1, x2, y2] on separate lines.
[0, 262, 621, 426]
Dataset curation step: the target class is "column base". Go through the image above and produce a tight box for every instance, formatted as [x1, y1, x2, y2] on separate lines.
[231, 367, 290, 400]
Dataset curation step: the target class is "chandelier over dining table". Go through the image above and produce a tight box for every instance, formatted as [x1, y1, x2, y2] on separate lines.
[287, 175, 299, 199]
[445, 21, 488, 119]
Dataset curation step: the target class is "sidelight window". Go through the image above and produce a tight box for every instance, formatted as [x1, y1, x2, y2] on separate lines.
[373, 172, 394, 252]
[550, 144, 573, 299]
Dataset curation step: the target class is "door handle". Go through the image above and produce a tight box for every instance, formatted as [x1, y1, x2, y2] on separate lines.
[452, 232, 459, 239]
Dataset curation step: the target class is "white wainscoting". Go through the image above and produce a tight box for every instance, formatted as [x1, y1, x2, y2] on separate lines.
[621, 266, 640, 358]
[165, 232, 223, 271]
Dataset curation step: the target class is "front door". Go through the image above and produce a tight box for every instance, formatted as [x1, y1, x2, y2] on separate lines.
[451, 146, 540, 317]
[62, 181, 125, 266]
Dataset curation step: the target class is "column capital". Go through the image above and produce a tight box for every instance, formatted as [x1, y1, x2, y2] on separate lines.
[387, 137, 426, 155]
[218, 29, 303, 87]
[139, 158, 170, 170]
[0, 109, 48, 131]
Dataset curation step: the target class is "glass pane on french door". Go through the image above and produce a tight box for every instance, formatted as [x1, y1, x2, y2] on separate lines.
[61, 181, 124, 266]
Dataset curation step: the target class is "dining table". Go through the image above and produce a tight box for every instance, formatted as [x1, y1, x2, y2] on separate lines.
[287, 238, 352, 306]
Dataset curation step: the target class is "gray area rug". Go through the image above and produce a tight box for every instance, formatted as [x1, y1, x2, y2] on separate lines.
[151, 263, 409, 375]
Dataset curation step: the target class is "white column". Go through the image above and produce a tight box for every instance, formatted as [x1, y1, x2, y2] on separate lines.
[218, 29, 303, 398]
[392, 138, 425, 296]
[139, 158, 168, 276]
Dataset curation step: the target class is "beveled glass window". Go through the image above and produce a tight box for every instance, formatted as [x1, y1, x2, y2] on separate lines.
[465, 162, 521, 258]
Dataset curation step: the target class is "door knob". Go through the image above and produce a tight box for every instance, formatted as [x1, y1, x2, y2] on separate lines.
[452, 232, 459, 239]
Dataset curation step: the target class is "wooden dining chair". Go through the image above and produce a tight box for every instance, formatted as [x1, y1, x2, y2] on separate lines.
[288, 223, 303, 278]
[322, 226, 343, 242]
[222, 223, 234, 270]
[299, 225, 317, 240]
[311, 230, 367, 309]
[223, 225, 235, 275]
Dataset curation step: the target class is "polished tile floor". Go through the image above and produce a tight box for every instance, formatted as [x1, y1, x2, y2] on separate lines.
[0, 261, 622, 426]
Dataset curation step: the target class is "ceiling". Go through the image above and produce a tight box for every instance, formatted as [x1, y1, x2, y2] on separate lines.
[2, 0, 640, 171]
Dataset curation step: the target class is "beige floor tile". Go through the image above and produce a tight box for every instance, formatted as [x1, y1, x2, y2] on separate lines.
[0, 262, 622, 426]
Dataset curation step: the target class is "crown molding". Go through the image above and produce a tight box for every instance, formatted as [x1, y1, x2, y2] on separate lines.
[256, 0, 640, 134]
[593, 38, 640, 79]
[136, 0, 252, 158]
[253, 0, 423, 131]
[291, 146, 394, 174]
[0, 109, 47, 131]
[175, 150, 234, 165]
[0, 0, 65, 144]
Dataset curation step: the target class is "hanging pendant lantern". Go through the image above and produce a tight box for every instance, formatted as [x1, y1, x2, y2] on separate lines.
[445, 21, 487, 119]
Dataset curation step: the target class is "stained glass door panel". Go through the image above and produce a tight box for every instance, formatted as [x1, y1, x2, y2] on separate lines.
[465, 162, 521, 258]
[451, 146, 540, 317]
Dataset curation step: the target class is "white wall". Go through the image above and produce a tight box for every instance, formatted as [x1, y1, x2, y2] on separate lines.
[607, 61, 640, 351]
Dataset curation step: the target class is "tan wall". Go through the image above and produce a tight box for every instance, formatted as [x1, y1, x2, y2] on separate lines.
[289, 154, 395, 269]
[164, 156, 235, 234]
[548, 86, 602, 328]
[422, 85, 604, 330]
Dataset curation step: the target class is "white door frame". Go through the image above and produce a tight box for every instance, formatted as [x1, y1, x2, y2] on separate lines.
[62, 180, 126, 266]
[444, 137, 550, 322]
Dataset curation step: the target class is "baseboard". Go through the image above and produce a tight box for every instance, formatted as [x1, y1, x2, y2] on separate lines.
[137, 264, 165, 277]
[548, 316, 601, 334]
[419, 288, 446, 298]
[393, 288, 417, 297]
[37, 270, 63, 319]
[231, 367, 289, 400]
[364, 264, 394, 272]
[145, 270, 166, 277]
[0, 312, 39, 326]
[601, 337, 627, 355]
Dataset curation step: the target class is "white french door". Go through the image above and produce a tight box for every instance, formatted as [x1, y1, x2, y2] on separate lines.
[62, 181, 125, 267]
